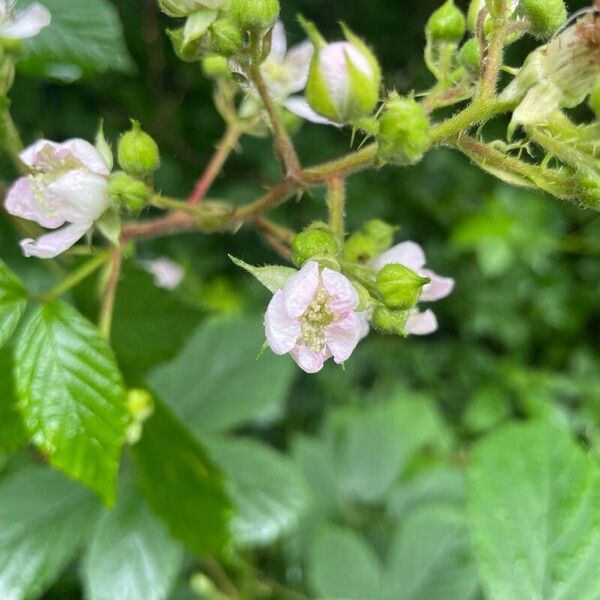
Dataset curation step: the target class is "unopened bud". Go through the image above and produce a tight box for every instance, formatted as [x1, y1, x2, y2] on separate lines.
[519, 0, 567, 38]
[207, 17, 243, 56]
[292, 227, 339, 267]
[377, 94, 431, 166]
[230, 0, 280, 32]
[362, 219, 396, 254]
[159, 0, 230, 17]
[427, 0, 466, 44]
[376, 263, 429, 310]
[343, 233, 378, 263]
[108, 172, 151, 215]
[371, 306, 407, 336]
[125, 389, 154, 445]
[202, 55, 230, 78]
[301, 19, 381, 125]
[459, 38, 480, 72]
[118, 120, 160, 177]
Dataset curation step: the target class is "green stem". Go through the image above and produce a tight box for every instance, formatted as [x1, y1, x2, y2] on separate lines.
[34, 250, 111, 302]
[1, 107, 25, 174]
[327, 175, 346, 243]
[98, 249, 122, 341]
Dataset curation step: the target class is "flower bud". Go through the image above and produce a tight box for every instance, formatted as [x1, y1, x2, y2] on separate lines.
[362, 219, 396, 254]
[118, 121, 160, 177]
[375, 263, 429, 310]
[426, 0, 466, 44]
[343, 233, 378, 263]
[159, 0, 231, 17]
[371, 306, 407, 336]
[301, 19, 381, 125]
[459, 38, 480, 72]
[202, 55, 231, 78]
[230, 0, 280, 32]
[292, 227, 339, 267]
[108, 172, 151, 215]
[519, 0, 567, 38]
[125, 388, 154, 445]
[207, 17, 243, 56]
[377, 94, 431, 166]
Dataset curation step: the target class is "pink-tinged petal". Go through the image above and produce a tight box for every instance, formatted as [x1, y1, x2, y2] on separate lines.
[405, 309, 438, 336]
[265, 290, 301, 355]
[321, 268, 359, 314]
[284, 40, 313, 93]
[325, 312, 361, 364]
[46, 170, 109, 223]
[420, 268, 455, 302]
[284, 97, 341, 127]
[268, 21, 287, 63]
[283, 260, 319, 319]
[0, 4, 51, 40]
[373, 241, 427, 272]
[62, 139, 110, 175]
[4, 177, 65, 229]
[19, 139, 60, 168]
[140, 258, 184, 290]
[20, 222, 91, 259]
[290, 345, 326, 373]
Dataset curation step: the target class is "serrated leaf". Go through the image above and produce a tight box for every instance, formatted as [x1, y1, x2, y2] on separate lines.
[18, 0, 134, 81]
[84, 485, 183, 600]
[14, 301, 128, 504]
[206, 436, 310, 547]
[0, 259, 26, 348]
[0, 464, 100, 599]
[383, 505, 478, 600]
[149, 317, 295, 433]
[229, 255, 296, 293]
[132, 399, 231, 556]
[468, 421, 600, 600]
[0, 351, 28, 453]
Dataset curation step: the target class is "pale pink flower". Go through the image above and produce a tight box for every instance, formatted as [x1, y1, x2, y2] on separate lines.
[140, 257, 184, 290]
[265, 261, 363, 373]
[5, 139, 111, 259]
[0, 1, 50, 40]
[373, 241, 455, 335]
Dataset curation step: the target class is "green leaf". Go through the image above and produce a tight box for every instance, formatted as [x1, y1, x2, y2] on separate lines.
[0, 259, 26, 348]
[229, 255, 297, 293]
[0, 351, 28, 453]
[132, 399, 231, 556]
[14, 301, 128, 504]
[84, 485, 183, 600]
[18, 0, 134, 81]
[307, 525, 382, 599]
[468, 421, 600, 600]
[149, 317, 295, 433]
[383, 505, 478, 600]
[206, 436, 310, 547]
[0, 464, 99, 599]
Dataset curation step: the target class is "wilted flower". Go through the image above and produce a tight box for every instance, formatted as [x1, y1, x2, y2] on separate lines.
[265, 260, 364, 373]
[372, 241, 454, 335]
[0, 0, 50, 40]
[5, 139, 111, 259]
[140, 257, 185, 290]
[501, 11, 600, 132]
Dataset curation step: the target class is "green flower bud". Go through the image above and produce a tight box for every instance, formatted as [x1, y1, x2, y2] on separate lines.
[362, 219, 396, 254]
[159, 0, 231, 17]
[207, 17, 243, 56]
[230, 0, 280, 32]
[108, 172, 151, 215]
[459, 38, 480, 72]
[426, 0, 466, 44]
[201, 55, 231, 78]
[371, 306, 407, 336]
[519, 0, 567, 38]
[292, 227, 339, 267]
[301, 19, 381, 125]
[375, 263, 429, 310]
[377, 93, 431, 166]
[343, 233, 378, 263]
[118, 120, 160, 177]
[127, 389, 154, 422]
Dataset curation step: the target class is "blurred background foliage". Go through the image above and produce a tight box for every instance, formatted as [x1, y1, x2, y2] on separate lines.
[1, 0, 600, 599]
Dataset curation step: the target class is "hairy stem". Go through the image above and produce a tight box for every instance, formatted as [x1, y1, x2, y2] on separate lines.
[99, 249, 123, 341]
[327, 175, 346, 243]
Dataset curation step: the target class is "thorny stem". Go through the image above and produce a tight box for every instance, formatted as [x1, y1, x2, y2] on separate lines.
[98, 249, 123, 341]
[187, 122, 244, 205]
[248, 63, 301, 177]
[327, 175, 346, 243]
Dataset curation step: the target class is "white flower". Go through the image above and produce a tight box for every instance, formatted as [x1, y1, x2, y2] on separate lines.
[373, 241, 455, 335]
[0, 1, 50, 40]
[265, 261, 365, 373]
[140, 257, 185, 290]
[4, 139, 111, 259]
